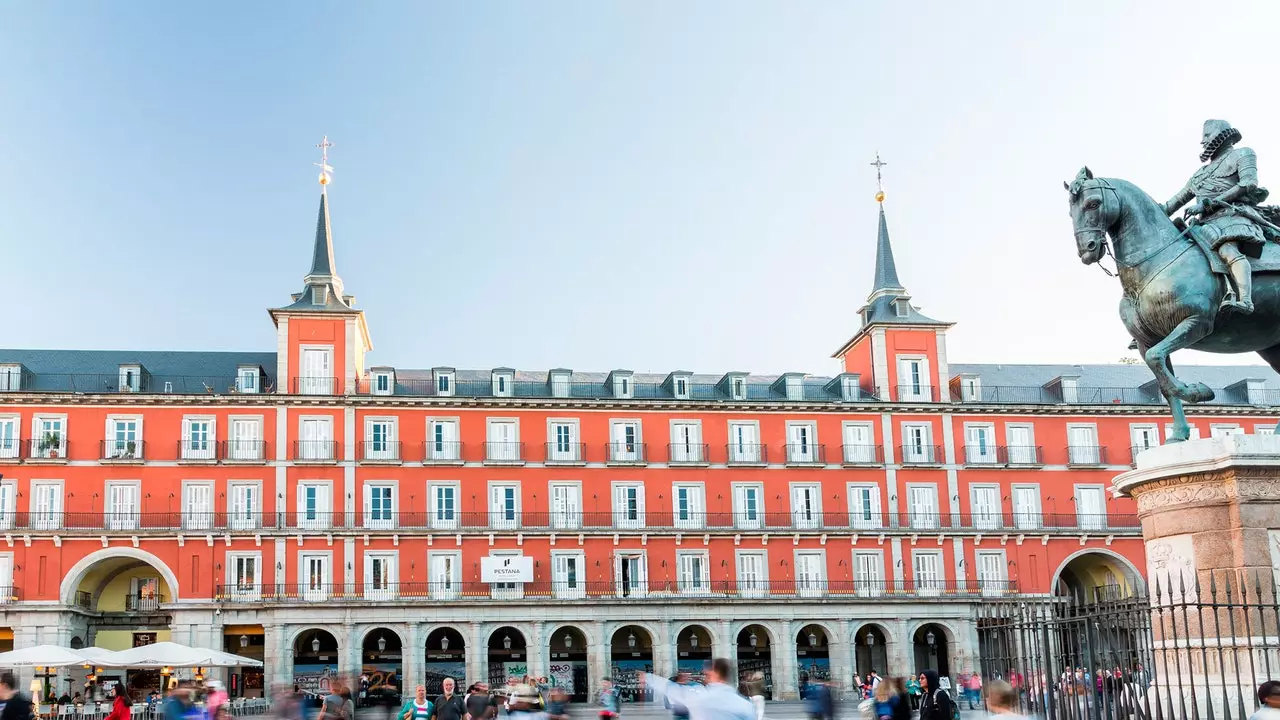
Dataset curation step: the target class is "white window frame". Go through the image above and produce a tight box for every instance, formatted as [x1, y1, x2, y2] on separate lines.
[0, 365, 21, 391]
[784, 376, 804, 401]
[371, 370, 393, 396]
[847, 483, 882, 530]
[485, 418, 521, 462]
[549, 481, 582, 530]
[226, 416, 265, 462]
[736, 550, 768, 598]
[225, 552, 262, 601]
[488, 481, 521, 530]
[550, 371, 571, 398]
[793, 550, 826, 598]
[428, 551, 461, 600]
[546, 419, 582, 463]
[0, 415, 19, 460]
[1060, 377, 1080, 403]
[895, 355, 932, 402]
[297, 415, 335, 461]
[29, 479, 63, 530]
[609, 419, 644, 463]
[1011, 484, 1042, 530]
[676, 550, 710, 595]
[731, 482, 764, 530]
[1210, 423, 1244, 438]
[31, 414, 67, 459]
[785, 421, 819, 464]
[1074, 483, 1108, 530]
[970, 483, 1002, 530]
[1067, 423, 1101, 465]
[1246, 379, 1266, 405]
[731, 377, 746, 401]
[790, 482, 822, 530]
[298, 345, 334, 395]
[727, 421, 763, 464]
[297, 480, 334, 530]
[900, 422, 935, 464]
[1005, 423, 1038, 465]
[842, 422, 877, 464]
[963, 422, 998, 465]
[489, 549, 525, 600]
[492, 371, 514, 398]
[104, 479, 141, 531]
[551, 550, 586, 599]
[426, 417, 462, 463]
[1130, 423, 1161, 458]
[364, 550, 398, 600]
[906, 483, 940, 529]
[672, 482, 706, 530]
[669, 420, 705, 464]
[429, 481, 460, 530]
[236, 367, 260, 394]
[1255, 423, 1277, 435]
[975, 549, 1008, 596]
[0, 480, 15, 530]
[364, 481, 397, 529]
[299, 551, 332, 601]
[911, 549, 944, 596]
[957, 375, 982, 402]
[181, 480, 215, 531]
[673, 376, 690, 400]
[364, 417, 399, 461]
[612, 482, 646, 529]
[227, 480, 262, 530]
[118, 364, 143, 392]
[853, 549, 885, 597]
[435, 370, 455, 397]
[181, 415, 216, 461]
[104, 414, 144, 460]
[615, 550, 648, 598]
[612, 374, 633, 399]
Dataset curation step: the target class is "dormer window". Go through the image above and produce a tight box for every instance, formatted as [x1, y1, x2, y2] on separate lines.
[1060, 377, 1079, 403]
[894, 300, 909, 318]
[0, 365, 21, 392]
[372, 370, 394, 396]
[492, 370, 514, 398]
[841, 376, 860, 401]
[118, 365, 144, 393]
[313, 287, 328, 306]
[435, 370, 455, 397]
[784, 376, 803, 401]
[610, 371, 634, 399]
[668, 372, 692, 400]
[1247, 379, 1266, 405]
[237, 366, 260, 394]
[675, 378, 687, 398]
[550, 371, 571, 398]
[733, 378, 745, 400]
[958, 375, 982, 402]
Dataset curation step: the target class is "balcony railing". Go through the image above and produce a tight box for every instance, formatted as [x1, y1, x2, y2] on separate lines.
[1130, 444, 1159, 466]
[177, 440, 217, 462]
[784, 443, 825, 465]
[422, 441, 464, 464]
[359, 441, 402, 463]
[0, 373, 273, 395]
[1066, 445, 1109, 466]
[292, 377, 338, 395]
[101, 439, 144, 461]
[544, 442, 587, 465]
[962, 445, 1045, 466]
[667, 443, 709, 465]
[484, 442, 524, 464]
[0, 439, 24, 462]
[725, 443, 767, 466]
[894, 385, 940, 402]
[220, 440, 269, 463]
[293, 441, 339, 462]
[606, 442, 647, 465]
[841, 444, 883, 465]
[899, 444, 943, 465]
[124, 593, 165, 612]
[213, 578, 1018, 603]
[0, 509, 1141, 534]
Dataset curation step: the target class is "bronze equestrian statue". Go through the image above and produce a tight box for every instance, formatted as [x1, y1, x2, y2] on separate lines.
[1065, 120, 1280, 442]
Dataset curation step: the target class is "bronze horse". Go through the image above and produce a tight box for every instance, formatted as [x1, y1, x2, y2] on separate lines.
[1066, 167, 1280, 441]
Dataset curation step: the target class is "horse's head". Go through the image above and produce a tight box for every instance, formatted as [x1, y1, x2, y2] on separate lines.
[1064, 166, 1119, 265]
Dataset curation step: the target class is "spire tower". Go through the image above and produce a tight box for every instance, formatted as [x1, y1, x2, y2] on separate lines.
[276, 136, 355, 312]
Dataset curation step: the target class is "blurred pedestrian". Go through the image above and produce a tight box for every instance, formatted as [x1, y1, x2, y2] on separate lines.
[397, 685, 434, 720]
[506, 685, 547, 720]
[598, 678, 620, 720]
[918, 671, 954, 720]
[545, 688, 570, 720]
[0, 673, 33, 720]
[104, 684, 132, 720]
[643, 659, 755, 720]
[985, 681, 1030, 720]
[1250, 681, 1280, 720]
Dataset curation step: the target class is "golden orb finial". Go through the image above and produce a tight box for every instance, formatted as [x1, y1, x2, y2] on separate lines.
[875, 190, 885, 203]
[318, 172, 330, 185]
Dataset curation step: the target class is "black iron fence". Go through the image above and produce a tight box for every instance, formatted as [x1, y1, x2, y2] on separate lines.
[977, 571, 1280, 720]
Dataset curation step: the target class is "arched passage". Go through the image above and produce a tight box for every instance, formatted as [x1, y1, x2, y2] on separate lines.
[60, 548, 180, 605]
[911, 623, 951, 677]
[1052, 549, 1145, 602]
[736, 624, 774, 700]
[548, 625, 589, 702]
[425, 627, 466, 695]
[293, 629, 340, 696]
[487, 627, 527, 687]
[362, 628, 403, 700]
[852, 624, 889, 678]
[795, 624, 831, 687]
[610, 625, 654, 703]
[676, 624, 713, 677]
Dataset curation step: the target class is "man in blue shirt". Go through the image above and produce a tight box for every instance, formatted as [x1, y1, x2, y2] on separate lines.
[644, 659, 755, 720]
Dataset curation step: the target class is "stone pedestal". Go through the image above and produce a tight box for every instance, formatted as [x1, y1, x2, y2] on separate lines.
[1114, 434, 1280, 718]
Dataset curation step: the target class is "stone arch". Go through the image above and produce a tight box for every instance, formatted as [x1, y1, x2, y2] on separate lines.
[546, 622, 596, 648]
[358, 624, 410, 650]
[485, 623, 532, 647]
[671, 621, 719, 649]
[905, 619, 959, 646]
[287, 626, 345, 655]
[1051, 548, 1146, 597]
[59, 548, 181, 604]
[795, 620, 841, 646]
[849, 621, 899, 647]
[608, 621, 661, 645]
[731, 620, 780, 646]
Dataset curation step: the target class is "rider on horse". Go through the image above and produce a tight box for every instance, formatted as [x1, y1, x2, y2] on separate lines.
[1160, 119, 1280, 314]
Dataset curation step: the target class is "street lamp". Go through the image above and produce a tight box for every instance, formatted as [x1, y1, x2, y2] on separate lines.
[377, 635, 387, 652]
[749, 632, 758, 648]
[239, 635, 249, 649]
[807, 631, 817, 647]
[503, 635, 512, 650]
[564, 634, 573, 650]
[926, 631, 936, 646]
[865, 632, 875, 647]
[689, 633, 699, 648]
[627, 632, 637, 649]
[441, 636, 450, 651]
[312, 637, 321, 653]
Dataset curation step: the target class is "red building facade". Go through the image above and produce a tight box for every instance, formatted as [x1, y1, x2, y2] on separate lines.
[0, 182, 1275, 700]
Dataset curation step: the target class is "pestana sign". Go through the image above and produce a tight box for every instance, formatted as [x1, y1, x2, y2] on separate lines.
[481, 556, 534, 582]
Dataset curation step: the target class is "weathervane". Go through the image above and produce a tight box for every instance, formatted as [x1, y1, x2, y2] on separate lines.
[871, 152, 887, 203]
[315, 136, 334, 189]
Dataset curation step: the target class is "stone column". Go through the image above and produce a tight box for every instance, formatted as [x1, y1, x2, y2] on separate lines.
[405, 623, 424, 690]
[891, 619, 911, 676]
[344, 624, 361, 680]
[587, 621, 608, 699]
[1114, 434, 1280, 720]
[653, 621, 673, 678]
[715, 620, 733, 664]
[529, 621, 546, 680]
[776, 620, 797, 700]
[467, 623, 485, 687]
[832, 620, 854, 695]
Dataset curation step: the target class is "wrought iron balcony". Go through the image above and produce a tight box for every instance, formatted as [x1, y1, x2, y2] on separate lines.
[359, 440, 402, 463]
[101, 439, 145, 462]
[667, 443, 709, 465]
[219, 439, 269, 463]
[894, 385, 940, 402]
[291, 376, 338, 395]
[1066, 445, 1109, 466]
[841, 444, 883, 465]
[898, 444, 943, 465]
[544, 442, 587, 465]
[484, 441, 524, 464]
[725, 443, 768, 466]
[783, 443, 825, 465]
[125, 593, 165, 612]
[177, 440, 217, 463]
[422, 440, 464, 464]
[605, 442, 647, 465]
[28, 437, 68, 461]
[0, 438, 24, 462]
[962, 445, 1047, 466]
[293, 440, 339, 463]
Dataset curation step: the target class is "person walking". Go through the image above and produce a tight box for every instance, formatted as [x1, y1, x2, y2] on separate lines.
[505, 686, 547, 720]
[598, 678, 621, 720]
[0, 673, 33, 720]
[643, 659, 755, 720]
[904, 677, 921, 711]
[545, 688, 570, 720]
[965, 671, 982, 710]
[918, 671, 954, 720]
[104, 685, 132, 720]
[397, 686, 434, 720]
[464, 684, 495, 720]
[985, 680, 1030, 720]
[665, 673, 693, 720]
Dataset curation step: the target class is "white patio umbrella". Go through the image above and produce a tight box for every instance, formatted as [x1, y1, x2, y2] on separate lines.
[0, 645, 93, 667]
[95, 641, 262, 668]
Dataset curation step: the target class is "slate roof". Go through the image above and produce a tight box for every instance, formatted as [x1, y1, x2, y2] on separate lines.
[0, 349, 277, 393]
[859, 204, 950, 327]
[949, 363, 1280, 390]
[275, 192, 356, 313]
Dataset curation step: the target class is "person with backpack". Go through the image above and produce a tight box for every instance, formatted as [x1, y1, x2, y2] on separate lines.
[918, 670, 957, 720]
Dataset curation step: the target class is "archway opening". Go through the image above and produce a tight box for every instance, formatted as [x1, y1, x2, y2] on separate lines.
[1054, 551, 1144, 602]
[736, 625, 773, 700]
[223, 625, 265, 698]
[487, 627, 527, 687]
[912, 624, 950, 677]
[293, 629, 340, 698]
[610, 626, 654, 703]
[854, 625, 889, 679]
[363, 629, 403, 703]
[425, 628, 466, 696]
[677, 625, 712, 679]
[68, 554, 175, 652]
[549, 626, 589, 702]
[795, 624, 831, 689]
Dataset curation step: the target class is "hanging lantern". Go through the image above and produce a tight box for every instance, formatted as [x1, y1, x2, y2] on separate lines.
[749, 632, 758, 647]
[865, 632, 876, 647]
[441, 636, 450, 651]
[377, 635, 387, 652]
[808, 631, 818, 647]
[503, 635, 512, 650]
[689, 634, 699, 648]
[563, 634, 573, 649]
[926, 631, 936, 646]
[627, 632, 637, 649]
[312, 637, 321, 653]
[239, 635, 249, 649]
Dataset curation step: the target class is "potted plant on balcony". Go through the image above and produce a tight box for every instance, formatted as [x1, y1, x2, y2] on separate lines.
[39, 432, 61, 458]
[125, 440, 137, 459]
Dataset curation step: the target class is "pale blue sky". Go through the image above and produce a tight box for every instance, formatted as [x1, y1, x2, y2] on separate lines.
[3, 2, 1278, 373]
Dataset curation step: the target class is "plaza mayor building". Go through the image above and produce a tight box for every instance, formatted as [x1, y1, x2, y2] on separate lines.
[0, 169, 1276, 701]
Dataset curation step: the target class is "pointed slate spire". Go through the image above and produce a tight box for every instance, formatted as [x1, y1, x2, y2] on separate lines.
[309, 192, 337, 278]
[274, 137, 355, 313]
[870, 205, 904, 295]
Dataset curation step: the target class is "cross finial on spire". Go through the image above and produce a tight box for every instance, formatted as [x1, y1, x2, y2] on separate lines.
[315, 135, 334, 189]
[870, 152, 887, 203]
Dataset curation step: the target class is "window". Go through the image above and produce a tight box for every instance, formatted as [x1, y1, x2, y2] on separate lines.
[609, 421, 643, 463]
[673, 483, 705, 529]
[976, 550, 1007, 596]
[1130, 424, 1159, 461]
[365, 419, 398, 461]
[902, 423, 934, 463]
[896, 357, 930, 401]
[1075, 485, 1106, 530]
[1165, 424, 1202, 440]
[1211, 424, 1244, 438]
[492, 372, 513, 397]
[737, 551, 767, 598]
[1006, 424, 1037, 465]
[550, 371, 571, 398]
[613, 374, 632, 399]
[1012, 485, 1041, 530]
[613, 483, 645, 529]
[670, 422, 703, 463]
[486, 420, 520, 462]
[907, 485, 940, 529]
[616, 552, 647, 598]
[552, 551, 585, 599]
[430, 483, 459, 529]
[1067, 425, 1101, 464]
[490, 550, 524, 599]
[227, 553, 260, 600]
[364, 552, 397, 600]
[732, 483, 763, 529]
[182, 417, 214, 461]
[842, 422, 876, 464]
[489, 483, 520, 530]
[300, 552, 330, 601]
[784, 376, 803, 401]
[32, 416, 65, 459]
[105, 417, 142, 460]
[1256, 424, 1277, 435]
[30, 481, 62, 530]
[237, 367, 260, 394]
[228, 482, 259, 530]
[427, 419, 461, 462]
[912, 550, 944, 595]
[1060, 377, 1079, 403]
[677, 551, 709, 594]
[364, 483, 396, 529]
[299, 347, 333, 395]
[964, 423, 997, 464]
[854, 551, 883, 597]
[1246, 379, 1267, 405]
[182, 481, 214, 530]
[297, 482, 333, 529]
[786, 422, 818, 463]
[728, 422, 763, 464]
[674, 377, 689, 399]
[549, 483, 582, 530]
[429, 552, 460, 600]
[228, 418, 264, 461]
[958, 376, 982, 402]
[118, 365, 142, 392]
[970, 484, 1001, 530]
[894, 299, 910, 318]
[840, 375, 861, 401]
[0, 366, 20, 391]
[435, 371, 454, 396]
[372, 371, 393, 396]
[790, 483, 821, 530]
[298, 417, 334, 460]
[0, 417, 18, 460]
[548, 421, 580, 463]
[794, 551, 825, 597]
[105, 481, 139, 531]
[0, 482, 14, 530]
[848, 484, 882, 530]
[732, 378, 746, 400]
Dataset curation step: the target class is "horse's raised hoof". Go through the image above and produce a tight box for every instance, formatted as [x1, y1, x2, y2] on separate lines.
[1183, 382, 1215, 403]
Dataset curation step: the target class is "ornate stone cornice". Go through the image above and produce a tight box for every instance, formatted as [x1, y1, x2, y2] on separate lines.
[1128, 469, 1280, 514]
